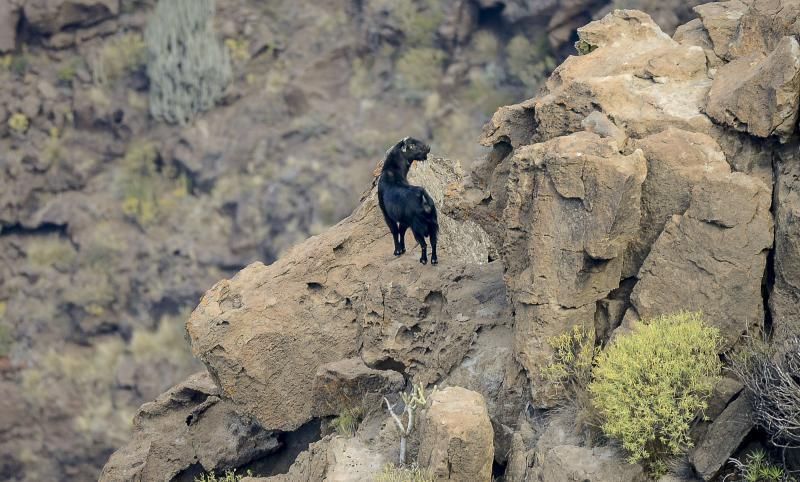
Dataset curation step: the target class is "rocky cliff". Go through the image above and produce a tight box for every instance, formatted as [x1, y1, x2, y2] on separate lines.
[101, 2, 800, 480]
[1, 0, 760, 481]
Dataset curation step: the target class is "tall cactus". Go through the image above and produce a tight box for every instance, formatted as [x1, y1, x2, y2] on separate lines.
[145, 0, 232, 124]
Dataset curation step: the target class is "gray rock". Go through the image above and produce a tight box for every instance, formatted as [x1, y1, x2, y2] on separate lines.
[0, 0, 19, 52]
[23, 0, 119, 34]
[533, 445, 647, 482]
[691, 394, 754, 480]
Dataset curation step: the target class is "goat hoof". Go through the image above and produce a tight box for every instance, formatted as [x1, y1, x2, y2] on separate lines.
[393, 250, 402, 256]
[420, 258, 427, 265]
[431, 258, 438, 265]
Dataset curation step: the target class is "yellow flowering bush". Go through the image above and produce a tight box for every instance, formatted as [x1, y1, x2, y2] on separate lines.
[589, 312, 721, 474]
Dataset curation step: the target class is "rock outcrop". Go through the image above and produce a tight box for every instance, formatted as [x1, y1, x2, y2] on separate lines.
[100, 371, 279, 482]
[417, 387, 494, 482]
[186, 157, 510, 432]
[100, 1, 800, 481]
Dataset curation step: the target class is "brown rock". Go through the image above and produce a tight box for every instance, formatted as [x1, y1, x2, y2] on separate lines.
[23, 0, 119, 34]
[501, 132, 646, 407]
[630, 172, 773, 350]
[0, 0, 19, 52]
[418, 387, 494, 482]
[694, 1, 750, 61]
[99, 371, 279, 482]
[625, 128, 730, 275]
[691, 394, 754, 480]
[311, 358, 404, 417]
[533, 445, 647, 482]
[706, 36, 800, 141]
[186, 158, 505, 431]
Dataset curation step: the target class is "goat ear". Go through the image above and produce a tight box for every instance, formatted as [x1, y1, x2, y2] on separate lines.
[401, 137, 409, 152]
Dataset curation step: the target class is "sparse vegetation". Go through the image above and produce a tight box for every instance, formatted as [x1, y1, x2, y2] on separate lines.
[384, 382, 434, 465]
[331, 406, 364, 438]
[225, 38, 250, 63]
[506, 34, 556, 90]
[543, 323, 601, 433]
[145, 0, 232, 124]
[729, 335, 800, 449]
[194, 468, 252, 482]
[8, 112, 29, 134]
[91, 32, 147, 85]
[26, 235, 77, 271]
[726, 450, 794, 482]
[375, 464, 433, 482]
[589, 312, 722, 475]
[396, 48, 445, 95]
[115, 142, 190, 227]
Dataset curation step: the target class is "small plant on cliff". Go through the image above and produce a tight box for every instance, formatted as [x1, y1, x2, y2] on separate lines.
[8, 112, 29, 134]
[145, 0, 232, 124]
[91, 32, 147, 85]
[194, 468, 252, 482]
[726, 450, 793, 482]
[728, 334, 800, 449]
[589, 311, 722, 475]
[543, 323, 601, 433]
[331, 406, 364, 438]
[384, 382, 433, 465]
[375, 463, 433, 482]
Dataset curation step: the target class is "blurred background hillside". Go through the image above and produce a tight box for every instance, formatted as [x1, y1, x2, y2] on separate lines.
[0, 0, 708, 480]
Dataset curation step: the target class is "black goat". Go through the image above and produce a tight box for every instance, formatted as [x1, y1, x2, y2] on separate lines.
[378, 137, 439, 265]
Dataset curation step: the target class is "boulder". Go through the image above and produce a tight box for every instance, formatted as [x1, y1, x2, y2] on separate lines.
[629, 171, 773, 350]
[532, 10, 713, 142]
[501, 131, 646, 407]
[691, 394, 755, 480]
[532, 445, 647, 482]
[418, 387, 494, 482]
[0, 0, 19, 52]
[311, 358, 404, 418]
[99, 371, 279, 482]
[186, 158, 506, 431]
[706, 36, 800, 141]
[260, 436, 386, 482]
[23, 0, 119, 34]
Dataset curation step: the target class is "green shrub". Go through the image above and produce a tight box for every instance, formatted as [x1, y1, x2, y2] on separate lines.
[728, 449, 793, 482]
[195, 469, 252, 482]
[396, 48, 445, 94]
[8, 113, 29, 134]
[589, 312, 722, 474]
[57, 59, 81, 83]
[145, 0, 232, 124]
[506, 34, 556, 90]
[331, 407, 364, 437]
[375, 464, 433, 482]
[91, 32, 147, 85]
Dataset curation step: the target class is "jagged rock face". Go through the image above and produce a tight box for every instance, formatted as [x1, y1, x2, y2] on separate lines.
[100, 371, 279, 482]
[186, 157, 513, 432]
[501, 132, 646, 407]
[418, 387, 494, 482]
[706, 35, 800, 141]
[475, 6, 781, 410]
[311, 358, 405, 418]
[771, 143, 800, 341]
